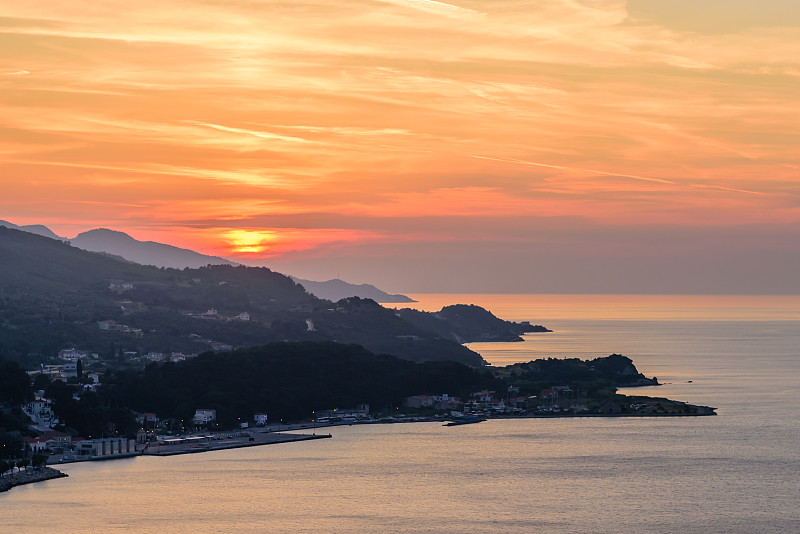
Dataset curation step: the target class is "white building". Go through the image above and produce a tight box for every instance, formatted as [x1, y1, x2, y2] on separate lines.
[193, 409, 217, 425]
[254, 413, 268, 426]
[25, 398, 56, 427]
[59, 348, 88, 362]
[75, 438, 136, 457]
[63, 362, 79, 378]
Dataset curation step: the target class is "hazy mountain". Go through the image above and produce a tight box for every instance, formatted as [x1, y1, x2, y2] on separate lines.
[0, 220, 414, 303]
[292, 277, 415, 303]
[70, 228, 237, 269]
[0, 220, 64, 240]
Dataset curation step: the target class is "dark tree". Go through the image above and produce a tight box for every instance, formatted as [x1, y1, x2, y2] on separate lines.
[0, 360, 34, 405]
[31, 453, 48, 470]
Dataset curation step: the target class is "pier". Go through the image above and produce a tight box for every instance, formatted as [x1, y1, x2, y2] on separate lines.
[142, 431, 331, 456]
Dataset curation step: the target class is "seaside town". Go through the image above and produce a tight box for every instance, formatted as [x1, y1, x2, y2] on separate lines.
[1, 344, 715, 493]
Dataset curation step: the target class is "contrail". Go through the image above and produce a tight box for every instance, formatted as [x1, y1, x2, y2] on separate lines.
[471, 155, 674, 184]
[688, 183, 764, 196]
[189, 121, 310, 144]
[67, 200, 149, 208]
[375, 0, 483, 17]
[472, 155, 765, 195]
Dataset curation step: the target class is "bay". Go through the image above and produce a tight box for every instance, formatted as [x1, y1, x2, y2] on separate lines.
[3, 294, 799, 533]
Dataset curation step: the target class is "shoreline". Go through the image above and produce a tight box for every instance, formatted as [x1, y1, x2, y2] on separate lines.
[3, 412, 714, 492]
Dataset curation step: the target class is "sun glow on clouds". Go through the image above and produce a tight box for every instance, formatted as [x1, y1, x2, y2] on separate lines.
[2, 0, 800, 274]
[225, 229, 275, 254]
[206, 228, 385, 260]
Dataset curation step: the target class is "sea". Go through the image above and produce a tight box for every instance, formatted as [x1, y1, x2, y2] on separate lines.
[3, 294, 799, 533]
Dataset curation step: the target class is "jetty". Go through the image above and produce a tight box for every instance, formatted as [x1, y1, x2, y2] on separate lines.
[142, 431, 330, 456]
[0, 467, 68, 493]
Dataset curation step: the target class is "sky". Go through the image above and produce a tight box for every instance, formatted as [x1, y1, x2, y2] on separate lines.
[1, 1, 799, 293]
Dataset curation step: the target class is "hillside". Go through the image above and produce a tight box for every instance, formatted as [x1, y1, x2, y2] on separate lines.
[397, 304, 550, 343]
[0, 227, 499, 367]
[101, 341, 499, 427]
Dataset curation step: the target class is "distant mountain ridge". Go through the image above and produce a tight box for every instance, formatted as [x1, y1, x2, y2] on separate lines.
[0, 220, 414, 303]
[70, 228, 238, 269]
[291, 277, 415, 303]
[0, 220, 64, 240]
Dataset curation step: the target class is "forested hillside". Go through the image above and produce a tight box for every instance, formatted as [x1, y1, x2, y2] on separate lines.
[1, 227, 546, 367]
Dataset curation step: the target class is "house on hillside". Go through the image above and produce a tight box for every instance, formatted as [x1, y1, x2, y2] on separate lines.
[135, 412, 160, 426]
[63, 362, 79, 378]
[193, 409, 217, 426]
[25, 398, 56, 427]
[58, 348, 88, 361]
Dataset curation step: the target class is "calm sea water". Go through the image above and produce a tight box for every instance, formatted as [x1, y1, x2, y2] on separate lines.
[3, 295, 799, 533]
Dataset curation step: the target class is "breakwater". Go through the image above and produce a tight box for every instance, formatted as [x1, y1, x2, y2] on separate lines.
[142, 431, 331, 456]
[0, 467, 68, 493]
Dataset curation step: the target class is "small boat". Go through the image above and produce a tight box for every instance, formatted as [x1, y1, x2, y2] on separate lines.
[444, 416, 485, 426]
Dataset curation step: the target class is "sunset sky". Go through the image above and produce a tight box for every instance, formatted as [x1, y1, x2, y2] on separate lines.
[2, 1, 799, 293]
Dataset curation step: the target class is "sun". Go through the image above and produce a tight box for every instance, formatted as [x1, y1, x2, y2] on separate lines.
[224, 229, 276, 254]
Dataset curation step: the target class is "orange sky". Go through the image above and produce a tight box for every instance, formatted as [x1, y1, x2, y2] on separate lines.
[2, 1, 799, 292]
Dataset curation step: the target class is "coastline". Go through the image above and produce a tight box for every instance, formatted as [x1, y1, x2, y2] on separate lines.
[3, 409, 715, 493]
[0, 467, 68, 493]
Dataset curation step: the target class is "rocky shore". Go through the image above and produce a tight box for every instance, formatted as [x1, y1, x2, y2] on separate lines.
[0, 467, 68, 493]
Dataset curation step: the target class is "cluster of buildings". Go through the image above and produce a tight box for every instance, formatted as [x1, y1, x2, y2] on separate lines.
[187, 308, 250, 322]
[402, 389, 532, 415]
[23, 430, 137, 460]
[142, 352, 198, 363]
[33, 349, 104, 386]
[98, 320, 143, 337]
[400, 386, 594, 416]
[315, 405, 370, 423]
[108, 282, 135, 291]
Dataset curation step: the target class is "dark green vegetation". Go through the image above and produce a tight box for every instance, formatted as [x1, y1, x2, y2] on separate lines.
[2, 344, 711, 446]
[1, 227, 552, 368]
[0, 359, 35, 459]
[487, 354, 707, 415]
[397, 304, 550, 342]
[96, 342, 500, 428]
[495, 354, 658, 395]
